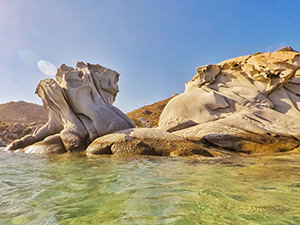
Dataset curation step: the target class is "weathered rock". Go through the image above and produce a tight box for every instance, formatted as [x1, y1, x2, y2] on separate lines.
[159, 49, 300, 153]
[0, 138, 5, 147]
[174, 116, 300, 154]
[6, 49, 300, 156]
[24, 134, 66, 154]
[5, 62, 135, 153]
[56, 62, 135, 139]
[86, 128, 222, 157]
[5, 78, 88, 152]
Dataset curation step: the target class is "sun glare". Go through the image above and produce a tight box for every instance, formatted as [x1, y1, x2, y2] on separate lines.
[37, 60, 57, 76]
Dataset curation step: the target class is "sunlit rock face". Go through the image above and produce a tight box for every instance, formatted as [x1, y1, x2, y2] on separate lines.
[5, 62, 135, 153]
[5, 49, 300, 156]
[159, 49, 300, 153]
[86, 128, 225, 157]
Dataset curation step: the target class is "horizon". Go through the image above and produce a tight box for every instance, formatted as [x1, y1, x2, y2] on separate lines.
[1, 0, 300, 112]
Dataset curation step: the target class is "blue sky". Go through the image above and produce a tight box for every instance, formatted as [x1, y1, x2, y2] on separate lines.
[0, 0, 300, 112]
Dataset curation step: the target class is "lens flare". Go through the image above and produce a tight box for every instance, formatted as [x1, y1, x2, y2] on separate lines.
[18, 49, 39, 66]
[37, 60, 57, 76]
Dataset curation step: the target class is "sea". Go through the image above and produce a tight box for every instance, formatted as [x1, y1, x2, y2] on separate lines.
[1, 147, 300, 225]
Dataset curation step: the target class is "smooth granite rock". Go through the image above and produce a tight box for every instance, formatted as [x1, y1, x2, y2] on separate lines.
[86, 128, 224, 157]
[5, 62, 135, 153]
[56, 63, 135, 140]
[5, 49, 300, 156]
[24, 134, 67, 154]
[159, 50, 300, 153]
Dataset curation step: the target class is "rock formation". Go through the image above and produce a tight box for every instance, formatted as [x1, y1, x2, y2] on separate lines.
[87, 48, 300, 157]
[5, 48, 300, 156]
[86, 127, 225, 157]
[5, 62, 135, 153]
[159, 49, 300, 153]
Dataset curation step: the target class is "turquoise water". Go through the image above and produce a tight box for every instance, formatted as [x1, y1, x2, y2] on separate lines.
[1, 148, 300, 225]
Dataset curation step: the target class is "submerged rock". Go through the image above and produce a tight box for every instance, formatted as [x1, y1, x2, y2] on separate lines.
[159, 49, 300, 153]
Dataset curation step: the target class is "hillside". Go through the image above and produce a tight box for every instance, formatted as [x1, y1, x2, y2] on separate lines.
[0, 101, 47, 123]
[0, 101, 47, 144]
[126, 94, 177, 128]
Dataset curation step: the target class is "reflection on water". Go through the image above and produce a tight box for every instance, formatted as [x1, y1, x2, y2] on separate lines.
[1, 148, 300, 225]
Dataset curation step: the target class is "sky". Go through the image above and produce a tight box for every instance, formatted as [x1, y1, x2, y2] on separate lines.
[0, 0, 300, 112]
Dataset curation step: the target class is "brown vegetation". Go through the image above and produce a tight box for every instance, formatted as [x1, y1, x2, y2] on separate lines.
[126, 94, 177, 128]
[0, 101, 47, 144]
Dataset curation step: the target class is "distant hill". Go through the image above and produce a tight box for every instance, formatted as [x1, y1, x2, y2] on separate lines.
[0, 101, 47, 144]
[0, 101, 47, 123]
[126, 94, 177, 128]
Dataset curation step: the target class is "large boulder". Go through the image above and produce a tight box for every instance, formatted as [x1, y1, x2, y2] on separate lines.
[86, 128, 224, 157]
[159, 49, 300, 153]
[5, 62, 135, 153]
[24, 134, 66, 154]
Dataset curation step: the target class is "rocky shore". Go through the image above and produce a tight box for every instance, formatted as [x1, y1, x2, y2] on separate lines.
[3, 47, 300, 157]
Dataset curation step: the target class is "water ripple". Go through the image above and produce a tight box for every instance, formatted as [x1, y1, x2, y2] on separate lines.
[1, 149, 300, 224]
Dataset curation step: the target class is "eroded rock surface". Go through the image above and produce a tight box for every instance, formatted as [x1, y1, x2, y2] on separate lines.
[5, 48, 300, 156]
[159, 49, 300, 153]
[87, 128, 224, 157]
[5, 62, 135, 153]
[0, 138, 5, 147]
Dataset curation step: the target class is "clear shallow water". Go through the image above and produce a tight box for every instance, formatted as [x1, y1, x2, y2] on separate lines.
[1, 148, 300, 225]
